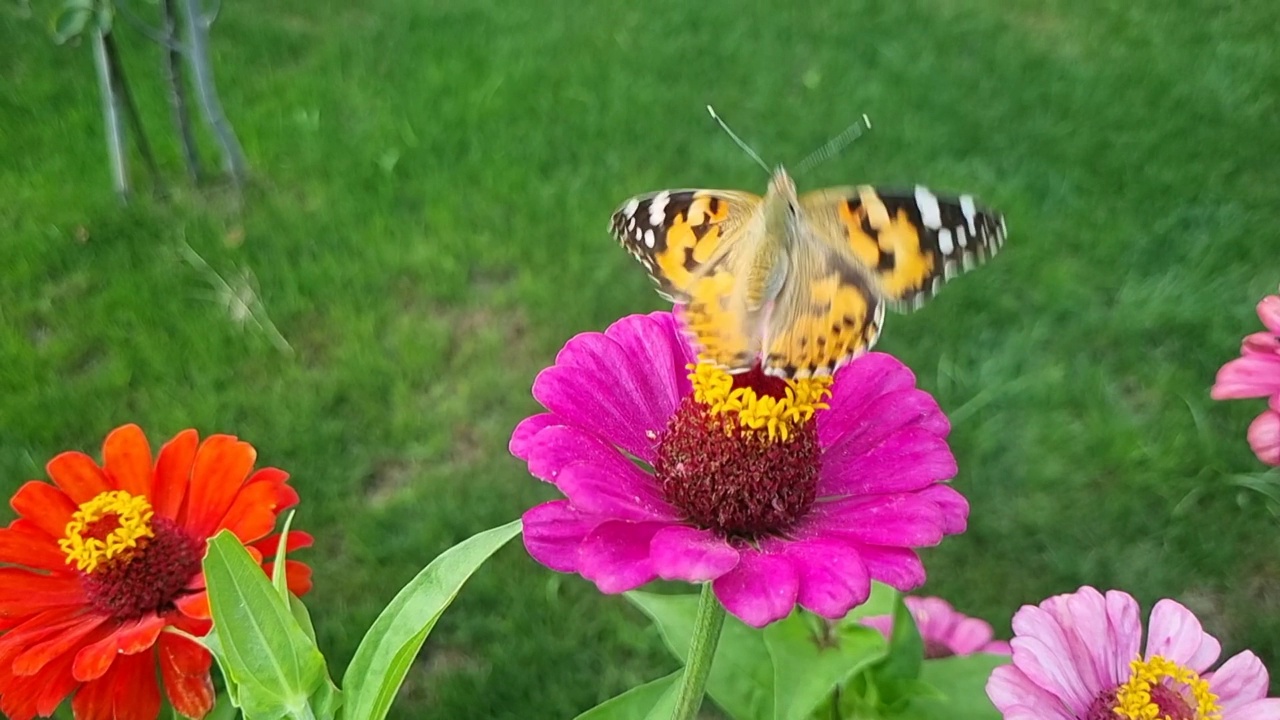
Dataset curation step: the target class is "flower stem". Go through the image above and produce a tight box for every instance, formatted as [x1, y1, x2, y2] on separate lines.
[670, 583, 727, 720]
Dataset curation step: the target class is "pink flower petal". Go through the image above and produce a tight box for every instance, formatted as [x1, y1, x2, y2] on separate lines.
[1259, 295, 1280, 334]
[819, 427, 957, 496]
[1008, 606, 1096, 714]
[520, 501, 599, 573]
[781, 538, 870, 620]
[947, 617, 1000, 655]
[509, 413, 559, 461]
[986, 665, 1076, 720]
[1145, 598, 1220, 671]
[806, 494, 945, 547]
[1248, 409, 1280, 466]
[905, 596, 961, 643]
[526, 425, 642, 483]
[649, 526, 739, 583]
[1036, 587, 1133, 696]
[916, 484, 970, 535]
[850, 544, 925, 590]
[534, 314, 689, 463]
[555, 460, 678, 522]
[712, 549, 800, 627]
[1229, 699, 1280, 720]
[577, 520, 665, 593]
[820, 386, 949, 452]
[1212, 354, 1280, 400]
[1242, 332, 1280, 356]
[1209, 651, 1271, 712]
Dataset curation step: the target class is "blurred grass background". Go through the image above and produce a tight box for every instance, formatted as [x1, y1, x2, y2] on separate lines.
[2, 0, 1279, 716]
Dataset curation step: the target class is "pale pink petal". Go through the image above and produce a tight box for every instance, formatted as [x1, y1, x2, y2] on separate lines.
[1102, 589, 1143, 686]
[1229, 699, 1280, 720]
[804, 494, 944, 546]
[521, 501, 599, 572]
[946, 617, 998, 655]
[712, 549, 799, 628]
[781, 538, 870, 619]
[577, 520, 665, 593]
[1242, 332, 1280, 356]
[649, 526, 740, 582]
[1258, 295, 1280, 334]
[509, 414, 559, 461]
[1212, 354, 1280, 400]
[819, 427, 956, 495]
[1009, 605, 1096, 713]
[1247, 409, 1280, 466]
[1209, 651, 1270, 712]
[983, 639, 1012, 654]
[905, 596, 959, 641]
[1145, 598, 1219, 671]
[861, 614, 893, 639]
[986, 665, 1076, 720]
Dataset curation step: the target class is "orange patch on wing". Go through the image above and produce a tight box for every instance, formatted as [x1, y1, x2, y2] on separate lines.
[766, 273, 873, 374]
[855, 187, 935, 299]
[655, 220, 723, 294]
[683, 271, 751, 367]
[839, 201, 881, 269]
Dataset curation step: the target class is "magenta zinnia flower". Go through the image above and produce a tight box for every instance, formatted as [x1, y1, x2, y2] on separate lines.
[511, 312, 966, 627]
[1212, 287, 1280, 465]
[986, 586, 1280, 720]
[861, 596, 1010, 657]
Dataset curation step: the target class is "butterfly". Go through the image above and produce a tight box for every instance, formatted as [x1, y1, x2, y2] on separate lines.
[609, 167, 1006, 378]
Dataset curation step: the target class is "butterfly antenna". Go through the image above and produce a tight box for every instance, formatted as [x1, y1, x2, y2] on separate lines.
[795, 114, 872, 174]
[706, 105, 771, 174]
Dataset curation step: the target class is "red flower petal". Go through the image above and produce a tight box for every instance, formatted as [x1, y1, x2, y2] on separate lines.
[158, 632, 215, 719]
[152, 429, 198, 521]
[0, 570, 85, 616]
[0, 519, 66, 571]
[175, 592, 211, 621]
[102, 424, 153, 498]
[8, 481, 76, 539]
[112, 651, 162, 720]
[44, 451, 110, 504]
[182, 435, 256, 538]
[0, 607, 89, 667]
[248, 530, 315, 558]
[69, 664, 113, 720]
[0, 647, 78, 720]
[217, 469, 298, 543]
[262, 559, 314, 597]
[72, 614, 166, 681]
[12, 614, 107, 675]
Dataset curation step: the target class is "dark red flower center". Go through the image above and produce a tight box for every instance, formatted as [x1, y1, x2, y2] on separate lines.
[654, 365, 825, 540]
[80, 515, 205, 620]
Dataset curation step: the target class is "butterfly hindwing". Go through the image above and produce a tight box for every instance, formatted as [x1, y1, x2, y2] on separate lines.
[609, 189, 761, 301]
[803, 185, 1007, 311]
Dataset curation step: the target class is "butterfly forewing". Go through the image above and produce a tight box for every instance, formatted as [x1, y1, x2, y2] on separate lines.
[609, 189, 761, 301]
[803, 185, 1007, 312]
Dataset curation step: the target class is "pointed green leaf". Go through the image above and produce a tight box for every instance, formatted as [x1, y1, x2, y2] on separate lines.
[889, 654, 1009, 720]
[764, 612, 888, 720]
[203, 530, 326, 719]
[574, 670, 682, 720]
[626, 590, 774, 720]
[341, 519, 521, 720]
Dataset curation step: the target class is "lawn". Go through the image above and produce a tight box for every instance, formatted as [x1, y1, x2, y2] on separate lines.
[2, 0, 1279, 717]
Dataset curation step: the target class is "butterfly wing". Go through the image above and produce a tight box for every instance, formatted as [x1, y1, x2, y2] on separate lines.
[801, 185, 1007, 311]
[760, 235, 885, 378]
[610, 189, 768, 370]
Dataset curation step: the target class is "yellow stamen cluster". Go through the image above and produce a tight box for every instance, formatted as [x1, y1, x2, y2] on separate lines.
[1114, 655, 1221, 720]
[59, 490, 155, 573]
[689, 361, 832, 442]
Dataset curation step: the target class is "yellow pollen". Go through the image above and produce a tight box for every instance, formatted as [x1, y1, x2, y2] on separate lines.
[688, 361, 832, 442]
[59, 490, 155, 573]
[1114, 655, 1221, 720]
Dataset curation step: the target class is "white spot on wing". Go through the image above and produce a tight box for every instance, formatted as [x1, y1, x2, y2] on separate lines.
[955, 225, 969, 248]
[959, 195, 978, 234]
[644, 229, 656, 248]
[622, 198, 640, 219]
[937, 227, 954, 255]
[914, 186, 942, 229]
[649, 191, 670, 227]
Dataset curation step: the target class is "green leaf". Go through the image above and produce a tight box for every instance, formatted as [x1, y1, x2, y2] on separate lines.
[573, 670, 682, 720]
[880, 594, 925, 682]
[626, 590, 774, 720]
[341, 519, 521, 720]
[50, 0, 93, 44]
[763, 612, 888, 720]
[271, 510, 296, 597]
[203, 530, 327, 719]
[888, 654, 1009, 720]
[206, 690, 241, 720]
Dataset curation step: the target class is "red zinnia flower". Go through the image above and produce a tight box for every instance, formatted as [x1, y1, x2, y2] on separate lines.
[0, 424, 312, 720]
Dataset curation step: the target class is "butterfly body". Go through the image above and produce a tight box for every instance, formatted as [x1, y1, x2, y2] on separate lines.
[610, 167, 1005, 379]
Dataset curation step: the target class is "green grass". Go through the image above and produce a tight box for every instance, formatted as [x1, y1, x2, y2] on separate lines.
[3, 0, 1279, 716]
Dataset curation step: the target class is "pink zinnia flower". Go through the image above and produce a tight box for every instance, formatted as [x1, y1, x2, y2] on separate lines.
[986, 586, 1280, 720]
[1212, 287, 1280, 465]
[511, 312, 966, 628]
[861, 596, 1010, 657]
